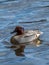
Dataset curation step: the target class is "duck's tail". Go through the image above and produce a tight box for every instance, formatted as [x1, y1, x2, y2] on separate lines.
[40, 31, 43, 35]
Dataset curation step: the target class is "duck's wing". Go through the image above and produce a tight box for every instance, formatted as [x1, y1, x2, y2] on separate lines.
[22, 30, 35, 37]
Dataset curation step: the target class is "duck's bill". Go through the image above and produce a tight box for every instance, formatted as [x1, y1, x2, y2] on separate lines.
[11, 32, 14, 34]
[10, 30, 16, 34]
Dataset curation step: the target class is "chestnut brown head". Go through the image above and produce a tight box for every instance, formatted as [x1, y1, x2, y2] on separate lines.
[11, 26, 24, 35]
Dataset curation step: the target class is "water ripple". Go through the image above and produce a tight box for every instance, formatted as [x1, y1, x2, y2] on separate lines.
[0, 0, 49, 65]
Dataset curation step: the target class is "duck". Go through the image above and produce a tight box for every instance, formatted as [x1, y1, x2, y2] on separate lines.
[10, 26, 43, 44]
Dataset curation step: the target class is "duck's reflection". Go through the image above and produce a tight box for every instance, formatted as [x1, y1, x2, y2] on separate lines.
[14, 44, 25, 56]
[33, 38, 42, 47]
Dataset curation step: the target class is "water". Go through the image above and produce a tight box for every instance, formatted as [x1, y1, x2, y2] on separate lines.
[0, 0, 49, 65]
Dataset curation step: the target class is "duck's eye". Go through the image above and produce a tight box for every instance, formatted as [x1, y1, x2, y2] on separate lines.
[21, 28, 24, 31]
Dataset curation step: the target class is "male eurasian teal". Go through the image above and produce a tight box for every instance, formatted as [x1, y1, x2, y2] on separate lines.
[10, 26, 43, 44]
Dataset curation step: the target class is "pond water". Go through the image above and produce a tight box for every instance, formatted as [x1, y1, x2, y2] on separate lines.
[0, 0, 49, 65]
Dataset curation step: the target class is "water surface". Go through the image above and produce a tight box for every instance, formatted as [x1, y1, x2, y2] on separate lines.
[0, 0, 49, 65]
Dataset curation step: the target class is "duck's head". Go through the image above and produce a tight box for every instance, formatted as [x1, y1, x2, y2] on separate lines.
[11, 26, 24, 35]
